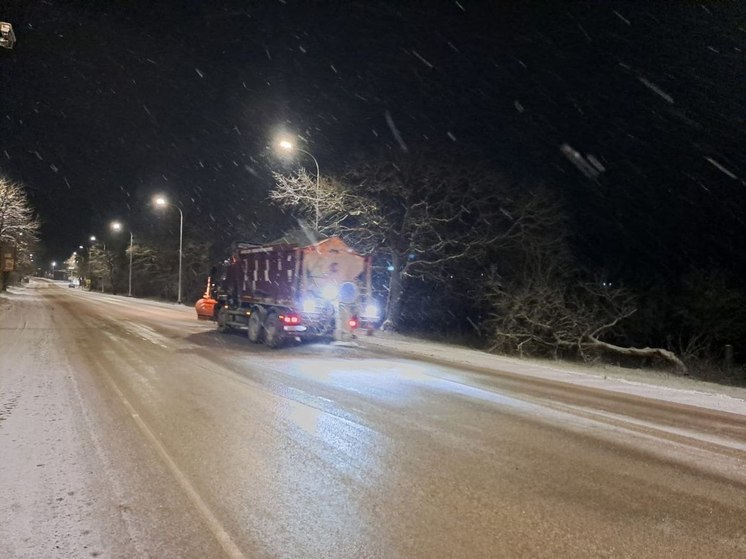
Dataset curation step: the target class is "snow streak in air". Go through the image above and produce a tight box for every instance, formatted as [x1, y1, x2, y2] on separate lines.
[705, 157, 738, 180]
[638, 77, 674, 104]
[385, 111, 408, 152]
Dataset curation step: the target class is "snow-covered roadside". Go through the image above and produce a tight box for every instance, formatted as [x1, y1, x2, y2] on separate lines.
[1, 281, 195, 313]
[0, 284, 114, 558]
[356, 331, 746, 416]
[9, 282, 745, 416]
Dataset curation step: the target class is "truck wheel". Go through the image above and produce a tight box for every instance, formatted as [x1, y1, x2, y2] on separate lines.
[263, 313, 286, 349]
[216, 307, 230, 333]
[247, 311, 263, 343]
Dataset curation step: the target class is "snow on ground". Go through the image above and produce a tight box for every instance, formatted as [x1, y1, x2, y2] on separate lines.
[5, 282, 745, 416]
[356, 331, 746, 416]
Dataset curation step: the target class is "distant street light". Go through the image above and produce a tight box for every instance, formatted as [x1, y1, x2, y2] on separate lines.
[276, 137, 321, 230]
[89, 235, 105, 252]
[111, 221, 134, 297]
[154, 196, 184, 304]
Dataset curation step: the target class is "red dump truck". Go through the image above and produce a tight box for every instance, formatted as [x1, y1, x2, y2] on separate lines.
[211, 234, 379, 347]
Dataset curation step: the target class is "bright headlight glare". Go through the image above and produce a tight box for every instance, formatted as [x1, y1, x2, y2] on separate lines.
[302, 297, 318, 312]
[364, 303, 379, 318]
[321, 284, 339, 301]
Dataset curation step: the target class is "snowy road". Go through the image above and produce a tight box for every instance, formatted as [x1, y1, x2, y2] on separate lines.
[1, 280, 745, 558]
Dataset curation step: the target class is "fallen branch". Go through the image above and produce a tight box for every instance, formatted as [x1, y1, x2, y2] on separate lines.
[583, 335, 688, 373]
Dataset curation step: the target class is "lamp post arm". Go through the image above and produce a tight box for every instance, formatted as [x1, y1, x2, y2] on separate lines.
[296, 148, 320, 179]
[159, 201, 185, 304]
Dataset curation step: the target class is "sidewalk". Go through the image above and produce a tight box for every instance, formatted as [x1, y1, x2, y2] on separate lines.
[355, 330, 746, 416]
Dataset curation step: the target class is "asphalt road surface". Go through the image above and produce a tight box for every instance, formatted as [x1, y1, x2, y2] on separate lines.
[1, 280, 745, 558]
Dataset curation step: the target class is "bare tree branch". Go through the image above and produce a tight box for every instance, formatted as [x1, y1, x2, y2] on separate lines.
[0, 174, 40, 289]
[271, 150, 549, 329]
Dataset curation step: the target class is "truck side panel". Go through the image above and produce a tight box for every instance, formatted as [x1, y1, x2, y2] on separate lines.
[237, 246, 298, 305]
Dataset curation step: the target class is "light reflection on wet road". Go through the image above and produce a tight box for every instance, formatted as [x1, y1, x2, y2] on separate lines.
[2, 282, 745, 558]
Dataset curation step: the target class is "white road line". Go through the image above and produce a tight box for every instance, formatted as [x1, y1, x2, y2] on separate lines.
[101, 371, 247, 559]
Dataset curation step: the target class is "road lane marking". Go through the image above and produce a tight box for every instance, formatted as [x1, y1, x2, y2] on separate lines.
[101, 372, 247, 559]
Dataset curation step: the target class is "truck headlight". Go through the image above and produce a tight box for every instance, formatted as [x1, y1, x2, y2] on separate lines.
[321, 284, 339, 301]
[364, 303, 380, 319]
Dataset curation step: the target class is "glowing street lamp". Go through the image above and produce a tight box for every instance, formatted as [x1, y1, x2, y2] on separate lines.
[276, 137, 321, 230]
[111, 221, 133, 297]
[154, 196, 184, 304]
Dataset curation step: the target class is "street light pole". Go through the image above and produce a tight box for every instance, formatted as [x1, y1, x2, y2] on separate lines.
[127, 231, 133, 297]
[110, 221, 133, 297]
[177, 208, 183, 303]
[154, 197, 184, 304]
[297, 148, 320, 231]
[90, 238, 108, 293]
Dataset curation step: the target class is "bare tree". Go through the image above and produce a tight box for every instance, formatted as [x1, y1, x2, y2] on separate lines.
[132, 237, 212, 301]
[87, 244, 115, 292]
[483, 246, 687, 372]
[271, 151, 551, 329]
[0, 174, 40, 290]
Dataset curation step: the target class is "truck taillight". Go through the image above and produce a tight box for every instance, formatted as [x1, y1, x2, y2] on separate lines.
[281, 313, 301, 325]
[348, 317, 359, 329]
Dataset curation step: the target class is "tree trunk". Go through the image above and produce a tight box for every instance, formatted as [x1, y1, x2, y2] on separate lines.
[382, 252, 405, 331]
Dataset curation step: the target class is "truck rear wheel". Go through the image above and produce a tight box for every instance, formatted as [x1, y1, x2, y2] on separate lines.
[247, 311, 263, 343]
[263, 313, 286, 349]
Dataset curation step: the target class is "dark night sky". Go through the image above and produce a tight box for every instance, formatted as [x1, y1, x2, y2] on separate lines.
[1, 0, 744, 284]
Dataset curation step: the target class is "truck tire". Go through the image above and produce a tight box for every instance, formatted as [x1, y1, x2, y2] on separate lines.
[216, 307, 230, 333]
[247, 310, 263, 343]
[263, 312, 286, 349]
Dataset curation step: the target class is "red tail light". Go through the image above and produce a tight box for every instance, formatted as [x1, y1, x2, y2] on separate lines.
[348, 317, 359, 329]
[281, 313, 301, 325]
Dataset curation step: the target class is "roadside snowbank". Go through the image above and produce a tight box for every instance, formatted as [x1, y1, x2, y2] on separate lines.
[357, 331, 746, 416]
